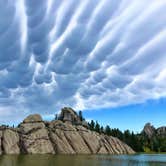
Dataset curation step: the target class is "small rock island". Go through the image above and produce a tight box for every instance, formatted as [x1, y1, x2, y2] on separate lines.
[0, 107, 135, 154]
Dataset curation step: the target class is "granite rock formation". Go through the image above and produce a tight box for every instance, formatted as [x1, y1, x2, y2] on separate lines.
[142, 123, 156, 138]
[19, 114, 54, 154]
[142, 123, 166, 138]
[0, 108, 135, 154]
[58, 107, 88, 128]
[156, 126, 166, 138]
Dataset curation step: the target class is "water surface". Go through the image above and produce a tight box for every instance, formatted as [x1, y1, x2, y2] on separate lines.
[0, 154, 165, 166]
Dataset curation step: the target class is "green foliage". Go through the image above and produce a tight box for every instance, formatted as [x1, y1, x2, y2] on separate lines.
[88, 120, 104, 133]
[78, 111, 84, 121]
[100, 126, 104, 134]
[105, 125, 111, 135]
[55, 114, 58, 120]
[143, 146, 151, 153]
[88, 120, 95, 131]
[159, 138, 166, 152]
[95, 121, 100, 133]
[88, 121, 166, 152]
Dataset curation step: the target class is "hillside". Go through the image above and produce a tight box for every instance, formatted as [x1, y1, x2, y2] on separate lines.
[0, 107, 134, 154]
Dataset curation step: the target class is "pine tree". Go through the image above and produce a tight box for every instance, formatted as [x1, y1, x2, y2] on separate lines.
[100, 126, 104, 134]
[55, 114, 58, 120]
[89, 120, 95, 131]
[78, 111, 83, 121]
[105, 125, 111, 135]
[95, 121, 100, 133]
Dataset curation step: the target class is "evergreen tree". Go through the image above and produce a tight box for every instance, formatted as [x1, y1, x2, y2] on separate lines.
[105, 125, 111, 135]
[95, 121, 100, 133]
[89, 120, 95, 131]
[87, 119, 165, 152]
[78, 111, 83, 121]
[55, 114, 58, 120]
[100, 126, 104, 134]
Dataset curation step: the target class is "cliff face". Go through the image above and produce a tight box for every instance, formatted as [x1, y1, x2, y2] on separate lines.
[156, 127, 166, 138]
[142, 123, 156, 138]
[142, 123, 166, 138]
[0, 108, 135, 155]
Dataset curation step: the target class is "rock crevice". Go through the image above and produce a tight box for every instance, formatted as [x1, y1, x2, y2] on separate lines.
[0, 108, 135, 154]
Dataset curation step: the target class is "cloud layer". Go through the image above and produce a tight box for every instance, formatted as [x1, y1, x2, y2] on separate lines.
[0, 0, 166, 123]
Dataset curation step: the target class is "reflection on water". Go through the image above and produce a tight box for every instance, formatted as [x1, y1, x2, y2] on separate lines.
[0, 154, 165, 166]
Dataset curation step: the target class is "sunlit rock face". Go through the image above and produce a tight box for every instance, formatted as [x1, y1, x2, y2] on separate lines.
[142, 123, 156, 138]
[59, 107, 80, 124]
[19, 117, 55, 154]
[58, 107, 88, 127]
[2, 129, 20, 154]
[0, 108, 135, 154]
[142, 123, 166, 138]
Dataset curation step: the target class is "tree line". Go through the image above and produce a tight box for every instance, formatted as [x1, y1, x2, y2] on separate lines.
[54, 110, 165, 152]
[88, 120, 166, 152]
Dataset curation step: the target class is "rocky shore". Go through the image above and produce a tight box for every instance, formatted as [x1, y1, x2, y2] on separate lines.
[0, 107, 135, 154]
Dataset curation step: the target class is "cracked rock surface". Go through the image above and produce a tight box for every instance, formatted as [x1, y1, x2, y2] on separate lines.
[0, 110, 135, 154]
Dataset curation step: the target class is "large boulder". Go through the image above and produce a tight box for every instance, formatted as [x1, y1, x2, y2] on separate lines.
[156, 126, 166, 138]
[142, 123, 156, 138]
[48, 120, 135, 154]
[23, 114, 43, 123]
[19, 115, 54, 154]
[77, 126, 134, 154]
[142, 123, 166, 138]
[49, 120, 90, 154]
[2, 129, 20, 154]
[59, 107, 80, 124]
[58, 107, 89, 128]
[0, 130, 3, 154]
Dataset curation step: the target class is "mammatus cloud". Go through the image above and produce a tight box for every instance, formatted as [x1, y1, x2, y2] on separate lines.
[0, 0, 166, 123]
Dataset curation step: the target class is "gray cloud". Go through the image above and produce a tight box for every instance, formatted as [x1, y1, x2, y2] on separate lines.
[0, 0, 166, 123]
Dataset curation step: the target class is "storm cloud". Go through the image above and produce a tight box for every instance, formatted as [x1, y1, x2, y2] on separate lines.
[0, 0, 166, 123]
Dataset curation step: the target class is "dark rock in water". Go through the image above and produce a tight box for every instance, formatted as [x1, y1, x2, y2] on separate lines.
[0, 108, 135, 155]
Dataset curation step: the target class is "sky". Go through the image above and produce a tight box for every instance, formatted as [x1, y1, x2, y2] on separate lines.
[0, 0, 165, 131]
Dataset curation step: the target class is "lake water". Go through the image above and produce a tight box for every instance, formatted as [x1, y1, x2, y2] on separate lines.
[0, 154, 165, 166]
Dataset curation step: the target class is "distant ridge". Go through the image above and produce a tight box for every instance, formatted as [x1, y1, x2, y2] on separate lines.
[142, 123, 166, 138]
